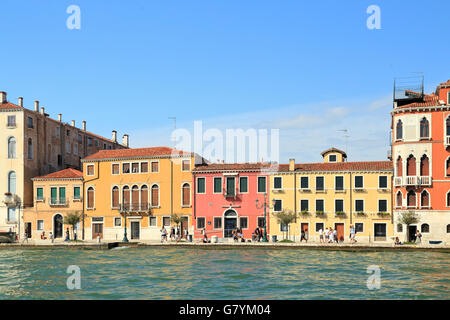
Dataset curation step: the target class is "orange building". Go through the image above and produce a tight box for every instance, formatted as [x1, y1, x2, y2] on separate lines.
[392, 79, 450, 243]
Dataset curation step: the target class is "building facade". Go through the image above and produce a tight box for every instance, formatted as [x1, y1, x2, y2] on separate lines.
[81, 147, 200, 241]
[0, 91, 127, 238]
[23, 169, 83, 240]
[192, 163, 272, 241]
[269, 148, 393, 243]
[392, 79, 450, 243]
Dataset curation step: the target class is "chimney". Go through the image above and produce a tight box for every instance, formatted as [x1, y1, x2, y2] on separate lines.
[82, 121, 86, 131]
[58, 114, 62, 122]
[18, 97, 23, 107]
[122, 134, 129, 148]
[289, 158, 295, 171]
[34, 100, 39, 112]
[0, 91, 6, 104]
[71, 120, 75, 127]
[112, 130, 117, 142]
[40, 107, 45, 115]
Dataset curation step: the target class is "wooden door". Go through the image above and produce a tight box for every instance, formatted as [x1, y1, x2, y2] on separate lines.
[25, 223, 32, 238]
[335, 223, 344, 242]
[301, 223, 309, 232]
[92, 223, 103, 239]
[131, 221, 140, 240]
[181, 217, 188, 238]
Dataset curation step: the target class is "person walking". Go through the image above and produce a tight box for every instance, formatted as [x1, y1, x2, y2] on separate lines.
[160, 227, 167, 243]
[319, 228, 324, 243]
[349, 225, 356, 243]
[64, 228, 70, 242]
[49, 232, 54, 244]
[22, 231, 29, 244]
[415, 230, 422, 244]
[333, 228, 338, 243]
[300, 229, 306, 242]
[254, 226, 260, 242]
[304, 228, 309, 243]
[170, 226, 175, 241]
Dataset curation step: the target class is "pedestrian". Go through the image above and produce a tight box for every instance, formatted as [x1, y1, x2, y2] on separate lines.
[415, 230, 422, 244]
[22, 231, 29, 244]
[170, 226, 175, 241]
[74, 230, 77, 241]
[254, 226, 260, 242]
[319, 228, 324, 243]
[176, 227, 181, 243]
[349, 225, 355, 243]
[304, 228, 309, 243]
[333, 228, 338, 243]
[64, 228, 70, 242]
[300, 229, 305, 242]
[160, 227, 167, 243]
[49, 232, 54, 243]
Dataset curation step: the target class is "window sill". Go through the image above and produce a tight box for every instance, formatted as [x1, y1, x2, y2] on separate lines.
[181, 205, 191, 208]
[86, 207, 96, 210]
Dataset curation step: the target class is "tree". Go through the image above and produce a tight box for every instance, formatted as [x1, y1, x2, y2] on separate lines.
[272, 210, 297, 240]
[65, 211, 81, 240]
[171, 214, 181, 229]
[397, 210, 419, 242]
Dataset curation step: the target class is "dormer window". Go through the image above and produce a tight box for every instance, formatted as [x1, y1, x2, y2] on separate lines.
[329, 155, 337, 162]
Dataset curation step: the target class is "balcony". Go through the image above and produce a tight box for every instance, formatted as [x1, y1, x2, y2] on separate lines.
[49, 198, 68, 206]
[119, 203, 151, 213]
[394, 176, 432, 187]
[224, 191, 236, 199]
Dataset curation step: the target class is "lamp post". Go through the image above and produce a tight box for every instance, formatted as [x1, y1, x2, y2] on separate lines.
[121, 203, 129, 243]
[255, 193, 275, 242]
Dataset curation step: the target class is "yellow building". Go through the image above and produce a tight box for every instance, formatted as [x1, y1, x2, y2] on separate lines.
[23, 168, 84, 240]
[269, 148, 394, 243]
[81, 147, 201, 241]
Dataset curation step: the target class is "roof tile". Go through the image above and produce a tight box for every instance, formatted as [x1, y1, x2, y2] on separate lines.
[33, 168, 83, 180]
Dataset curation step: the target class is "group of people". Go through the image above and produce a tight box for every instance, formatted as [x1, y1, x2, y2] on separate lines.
[318, 226, 351, 244]
[160, 226, 187, 243]
[252, 226, 264, 242]
[394, 230, 422, 245]
[232, 228, 245, 242]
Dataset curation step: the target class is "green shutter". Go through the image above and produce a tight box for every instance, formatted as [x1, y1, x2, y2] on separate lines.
[214, 178, 222, 193]
[51, 188, 57, 204]
[258, 177, 266, 193]
[37, 188, 43, 200]
[240, 177, 248, 193]
[74, 187, 80, 199]
[59, 187, 66, 204]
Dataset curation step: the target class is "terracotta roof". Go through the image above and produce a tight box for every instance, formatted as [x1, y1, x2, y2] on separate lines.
[82, 147, 192, 161]
[277, 161, 393, 172]
[396, 93, 441, 109]
[33, 168, 83, 180]
[0, 102, 23, 110]
[439, 79, 450, 87]
[320, 147, 347, 158]
[193, 162, 274, 172]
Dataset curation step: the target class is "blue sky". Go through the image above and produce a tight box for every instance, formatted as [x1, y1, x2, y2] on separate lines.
[1, 0, 449, 163]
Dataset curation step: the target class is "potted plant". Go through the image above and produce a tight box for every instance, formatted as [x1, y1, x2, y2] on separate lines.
[300, 209, 309, 216]
[335, 211, 346, 217]
[315, 210, 324, 217]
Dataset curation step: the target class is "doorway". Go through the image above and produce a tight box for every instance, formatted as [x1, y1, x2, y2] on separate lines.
[92, 223, 103, 240]
[224, 210, 237, 238]
[53, 214, 63, 238]
[335, 223, 344, 242]
[180, 216, 188, 238]
[131, 221, 140, 240]
[374, 223, 387, 241]
[300, 223, 309, 239]
[408, 225, 417, 242]
[25, 222, 32, 238]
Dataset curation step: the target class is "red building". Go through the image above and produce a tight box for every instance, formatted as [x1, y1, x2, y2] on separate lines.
[192, 163, 271, 240]
[392, 78, 450, 242]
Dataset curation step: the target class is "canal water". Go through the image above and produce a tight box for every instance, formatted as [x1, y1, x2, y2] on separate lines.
[0, 247, 448, 299]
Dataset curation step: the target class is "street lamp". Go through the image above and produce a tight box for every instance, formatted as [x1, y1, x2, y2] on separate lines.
[120, 203, 129, 243]
[255, 193, 275, 242]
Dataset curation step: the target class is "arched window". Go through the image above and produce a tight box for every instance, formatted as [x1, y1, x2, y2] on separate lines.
[407, 190, 416, 208]
[396, 156, 403, 177]
[419, 117, 429, 138]
[396, 191, 403, 207]
[446, 158, 450, 177]
[397, 224, 403, 233]
[447, 116, 450, 136]
[182, 183, 191, 206]
[8, 171, 16, 194]
[87, 187, 94, 209]
[421, 224, 429, 233]
[141, 185, 148, 209]
[27, 138, 33, 159]
[131, 185, 139, 210]
[8, 137, 16, 158]
[112, 186, 119, 208]
[406, 155, 416, 176]
[122, 186, 130, 209]
[421, 190, 429, 208]
[420, 155, 429, 176]
[151, 185, 159, 207]
[396, 120, 403, 140]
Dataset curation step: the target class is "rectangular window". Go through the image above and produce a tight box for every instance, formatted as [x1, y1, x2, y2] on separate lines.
[335, 176, 344, 191]
[329, 155, 337, 162]
[257, 217, 265, 228]
[300, 199, 309, 212]
[197, 217, 205, 229]
[300, 176, 309, 189]
[36, 188, 44, 201]
[88, 138, 92, 146]
[315, 222, 324, 232]
[37, 220, 44, 230]
[197, 177, 206, 194]
[273, 177, 282, 189]
[355, 223, 364, 233]
[7, 115, 16, 127]
[66, 130, 70, 137]
[50, 187, 57, 204]
[239, 177, 248, 193]
[151, 161, 159, 173]
[213, 217, 222, 229]
[378, 199, 387, 212]
[95, 140, 99, 146]
[379, 176, 388, 189]
[335, 199, 344, 212]
[316, 176, 324, 191]
[280, 223, 288, 232]
[213, 177, 222, 193]
[355, 176, 364, 189]
[132, 162, 139, 173]
[239, 217, 248, 229]
[141, 162, 148, 173]
[87, 165, 94, 176]
[114, 217, 122, 227]
[163, 217, 171, 227]
[226, 177, 235, 196]
[182, 160, 190, 171]
[122, 163, 130, 174]
[73, 187, 81, 200]
[27, 117, 34, 128]
[316, 199, 324, 212]
[149, 217, 157, 227]
[274, 199, 282, 212]
[355, 199, 364, 212]
[59, 187, 66, 204]
[112, 164, 119, 175]
[257, 177, 266, 193]
[7, 207, 16, 222]
[78, 134, 82, 144]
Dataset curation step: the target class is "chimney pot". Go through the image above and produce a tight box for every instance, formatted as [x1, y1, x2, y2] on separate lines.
[71, 120, 75, 127]
[82, 121, 86, 131]
[18, 97, 23, 107]
[0, 91, 7, 104]
[34, 100, 39, 112]
[122, 134, 129, 148]
[58, 114, 62, 122]
[289, 158, 295, 171]
[112, 130, 117, 143]
[40, 107, 45, 115]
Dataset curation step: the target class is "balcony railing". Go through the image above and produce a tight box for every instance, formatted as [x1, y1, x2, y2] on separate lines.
[49, 198, 68, 206]
[446, 136, 450, 146]
[119, 203, 151, 212]
[394, 176, 432, 187]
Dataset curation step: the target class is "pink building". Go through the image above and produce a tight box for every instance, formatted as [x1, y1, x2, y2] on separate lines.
[192, 163, 271, 240]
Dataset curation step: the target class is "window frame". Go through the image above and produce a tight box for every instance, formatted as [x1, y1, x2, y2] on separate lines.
[150, 161, 159, 173]
[257, 176, 267, 194]
[354, 175, 364, 189]
[196, 217, 206, 229]
[181, 159, 191, 172]
[86, 164, 95, 176]
[239, 176, 249, 194]
[196, 177, 206, 194]
[300, 176, 309, 190]
[213, 217, 222, 229]
[315, 176, 325, 191]
[273, 176, 282, 190]
[111, 163, 120, 175]
[335, 176, 344, 191]
[239, 217, 248, 229]
[213, 177, 222, 194]
[378, 175, 388, 189]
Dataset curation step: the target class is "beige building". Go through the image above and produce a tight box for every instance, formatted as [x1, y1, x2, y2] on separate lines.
[0, 90, 128, 239]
